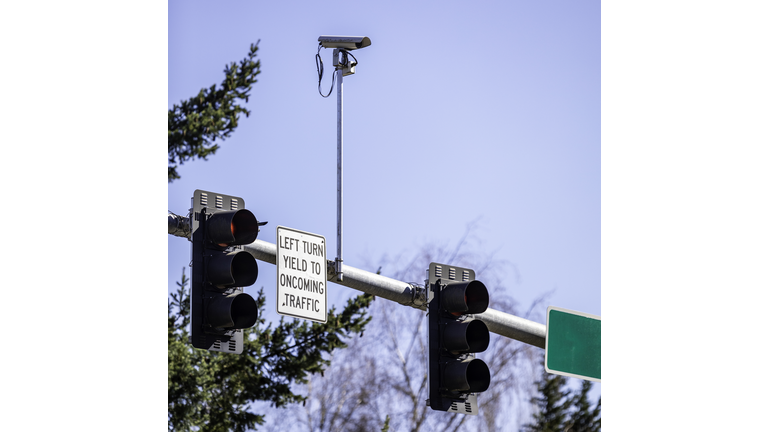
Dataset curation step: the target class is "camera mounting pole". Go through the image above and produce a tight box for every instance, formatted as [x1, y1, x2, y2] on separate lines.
[318, 35, 371, 282]
[334, 47, 345, 282]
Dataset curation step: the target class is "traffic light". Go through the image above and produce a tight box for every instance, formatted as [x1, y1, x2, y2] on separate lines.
[190, 189, 265, 354]
[427, 262, 491, 415]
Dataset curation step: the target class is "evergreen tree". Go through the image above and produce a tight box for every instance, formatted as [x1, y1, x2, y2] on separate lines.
[520, 357, 601, 432]
[521, 363, 574, 432]
[568, 380, 601, 432]
[168, 42, 261, 182]
[168, 44, 374, 430]
[168, 268, 373, 431]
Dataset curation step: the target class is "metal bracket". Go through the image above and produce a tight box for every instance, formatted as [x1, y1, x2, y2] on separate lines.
[333, 49, 356, 76]
[334, 258, 343, 282]
[410, 283, 428, 309]
[168, 211, 191, 239]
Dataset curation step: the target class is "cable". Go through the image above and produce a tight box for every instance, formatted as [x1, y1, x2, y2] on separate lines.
[316, 46, 359, 98]
[346, 51, 357, 67]
[316, 43, 335, 98]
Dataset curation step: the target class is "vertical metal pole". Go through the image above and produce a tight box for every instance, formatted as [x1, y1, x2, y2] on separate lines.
[335, 54, 344, 281]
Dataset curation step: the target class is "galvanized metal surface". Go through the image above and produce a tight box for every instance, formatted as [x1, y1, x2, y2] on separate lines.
[335, 64, 344, 281]
[168, 212, 191, 239]
[169, 226, 547, 348]
[243, 239, 546, 349]
[478, 308, 546, 349]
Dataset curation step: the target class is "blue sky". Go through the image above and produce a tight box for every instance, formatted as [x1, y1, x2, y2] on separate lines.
[167, 0, 600, 321]
[4, 1, 767, 430]
[168, 0, 601, 418]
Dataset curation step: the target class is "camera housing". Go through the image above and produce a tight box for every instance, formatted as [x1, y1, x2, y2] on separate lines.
[318, 35, 371, 50]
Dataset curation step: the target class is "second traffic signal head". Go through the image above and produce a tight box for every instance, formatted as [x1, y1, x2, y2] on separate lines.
[428, 263, 492, 415]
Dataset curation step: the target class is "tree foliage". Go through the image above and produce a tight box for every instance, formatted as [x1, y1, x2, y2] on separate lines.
[569, 380, 601, 432]
[167, 42, 378, 430]
[520, 358, 601, 432]
[168, 268, 373, 431]
[168, 42, 261, 182]
[262, 228, 545, 432]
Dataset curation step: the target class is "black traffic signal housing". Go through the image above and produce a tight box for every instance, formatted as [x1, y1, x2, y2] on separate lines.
[427, 262, 491, 415]
[190, 189, 265, 354]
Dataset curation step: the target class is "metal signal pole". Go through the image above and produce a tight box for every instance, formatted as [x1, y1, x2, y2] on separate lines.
[170, 216, 547, 349]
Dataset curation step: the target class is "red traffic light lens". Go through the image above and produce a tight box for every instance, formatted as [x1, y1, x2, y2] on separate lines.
[207, 209, 260, 246]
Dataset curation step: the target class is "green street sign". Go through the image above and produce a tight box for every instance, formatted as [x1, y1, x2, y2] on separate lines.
[545, 306, 601, 382]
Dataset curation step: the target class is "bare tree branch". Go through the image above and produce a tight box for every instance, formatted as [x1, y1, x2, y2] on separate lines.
[270, 228, 551, 431]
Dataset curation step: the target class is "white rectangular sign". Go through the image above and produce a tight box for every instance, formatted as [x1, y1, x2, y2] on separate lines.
[276, 226, 327, 323]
